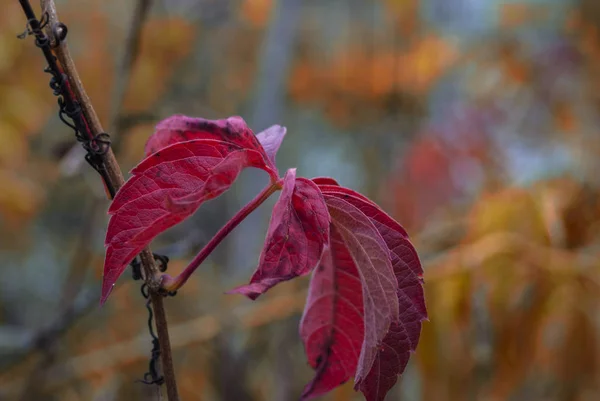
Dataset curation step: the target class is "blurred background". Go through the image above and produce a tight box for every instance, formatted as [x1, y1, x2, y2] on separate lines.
[1, 0, 600, 400]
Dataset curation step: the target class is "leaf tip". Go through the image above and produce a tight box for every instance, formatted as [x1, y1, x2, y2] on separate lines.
[226, 285, 262, 300]
[256, 124, 287, 168]
[299, 381, 320, 401]
[99, 285, 113, 306]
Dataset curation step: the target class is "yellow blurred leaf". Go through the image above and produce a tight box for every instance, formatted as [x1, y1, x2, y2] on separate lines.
[396, 35, 458, 95]
[0, 121, 28, 168]
[467, 188, 550, 244]
[0, 169, 45, 225]
[120, 122, 157, 165]
[124, 18, 196, 113]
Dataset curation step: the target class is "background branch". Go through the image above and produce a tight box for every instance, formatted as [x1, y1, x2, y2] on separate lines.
[0, 290, 305, 399]
[108, 0, 152, 133]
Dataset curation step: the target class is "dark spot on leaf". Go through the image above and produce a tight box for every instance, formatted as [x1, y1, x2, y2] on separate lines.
[187, 119, 212, 131]
[225, 120, 240, 138]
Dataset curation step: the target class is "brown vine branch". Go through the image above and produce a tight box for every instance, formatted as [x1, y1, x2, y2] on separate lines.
[4, 0, 153, 379]
[60, 0, 153, 170]
[18, 1, 180, 400]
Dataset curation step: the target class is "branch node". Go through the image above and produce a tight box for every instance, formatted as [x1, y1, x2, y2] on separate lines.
[132, 253, 170, 281]
[53, 22, 68, 45]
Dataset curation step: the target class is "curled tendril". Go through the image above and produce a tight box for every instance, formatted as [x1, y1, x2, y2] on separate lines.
[138, 285, 165, 386]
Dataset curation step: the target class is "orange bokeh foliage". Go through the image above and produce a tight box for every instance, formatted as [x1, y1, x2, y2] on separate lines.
[289, 33, 456, 126]
[124, 18, 196, 113]
[240, 0, 273, 28]
[2, 1, 600, 400]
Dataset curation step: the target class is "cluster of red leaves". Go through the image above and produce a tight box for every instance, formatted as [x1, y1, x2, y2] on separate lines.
[103, 115, 427, 400]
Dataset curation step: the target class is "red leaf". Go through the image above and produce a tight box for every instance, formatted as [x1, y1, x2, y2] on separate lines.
[316, 184, 394, 224]
[110, 139, 235, 212]
[319, 185, 427, 401]
[300, 230, 364, 399]
[311, 177, 340, 186]
[230, 168, 330, 299]
[256, 125, 286, 168]
[159, 150, 271, 210]
[356, 322, 411, 401]
[323, 196, 399, 382]
[102, 139, 273, 304]
[144, 114, 277, 170]
[319, 185, 425, 317]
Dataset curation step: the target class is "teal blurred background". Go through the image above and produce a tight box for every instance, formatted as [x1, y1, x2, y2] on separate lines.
[1, 0, 599, 400]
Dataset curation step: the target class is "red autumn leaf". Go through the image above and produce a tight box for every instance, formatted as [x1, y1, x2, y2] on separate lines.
[356, 317, 414, 400]
[321, 196, 399, 382]
[317, 184, 389, 218]
[229, 168, 330, 299]
[110, 140, 236, 211]
[300, 229, 364, 399]
[156, 150, 273, 211]
[317, 184, 427, 400]
[102, 137, 276, 304]
[318, 184, 425, 317]
[144, 114, 278, 171]
[101, 111, 426, 400]
[311, 177, 340, 186]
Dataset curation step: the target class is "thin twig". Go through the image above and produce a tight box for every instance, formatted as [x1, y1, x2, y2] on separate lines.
[108, 0, 152, 141]
[19, 1, 180, 399]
